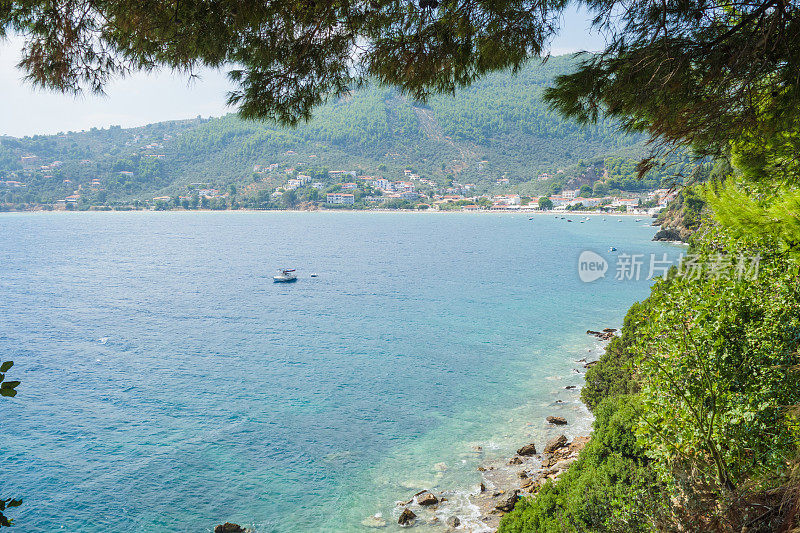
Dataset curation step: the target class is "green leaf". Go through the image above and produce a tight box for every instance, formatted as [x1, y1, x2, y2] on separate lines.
[0, 361, 11, 372]
[0, 381, 19, 390]
[0, 389, 16, 397]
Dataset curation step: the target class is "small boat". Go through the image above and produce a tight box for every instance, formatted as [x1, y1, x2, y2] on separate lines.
[609, 246, 617, 252]
[635, 218, 642, 222]
[310, 273, 318, 278]
[529, 217, 534, 220]
[273, 269, 297, 283]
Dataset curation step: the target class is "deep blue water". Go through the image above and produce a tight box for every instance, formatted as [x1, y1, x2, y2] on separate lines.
[0, 212, 681, 532]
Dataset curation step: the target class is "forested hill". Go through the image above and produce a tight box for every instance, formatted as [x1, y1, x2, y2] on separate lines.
[0, 54, 648, 206]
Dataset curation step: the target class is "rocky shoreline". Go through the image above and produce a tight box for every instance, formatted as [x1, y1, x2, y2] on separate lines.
[213, 328, 616, 533]
[383, 327, 616, 531]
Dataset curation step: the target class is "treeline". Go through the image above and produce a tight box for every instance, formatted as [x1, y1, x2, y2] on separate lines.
[0, 56, 653, 207]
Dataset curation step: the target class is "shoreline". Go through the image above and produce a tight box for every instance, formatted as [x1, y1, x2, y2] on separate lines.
[382, 329, 615, 532]
[0, 208, 652, 217]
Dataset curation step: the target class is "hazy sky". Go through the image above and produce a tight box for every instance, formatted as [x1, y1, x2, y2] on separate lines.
[0, 6, 604, 138]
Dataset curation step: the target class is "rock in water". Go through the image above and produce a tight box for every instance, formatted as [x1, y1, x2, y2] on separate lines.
[516, 443, 537, 456]
[544, 435, 568, 454]
[214, 524, 245, 533]
[508, 456, 523, 465]
[417, 491, 439, 506]
[495, 490, 520, 512]
[546, 416, 568, 425]
[361, 514, 387, 528]
[446, 515, 461, 528]
[398, 508, 417, 525]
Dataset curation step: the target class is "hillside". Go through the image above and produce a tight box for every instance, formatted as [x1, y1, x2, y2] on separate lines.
[0, 54, 661, 208]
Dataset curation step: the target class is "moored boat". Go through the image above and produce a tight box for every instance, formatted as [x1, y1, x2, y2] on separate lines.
[273, 269, 298, 283]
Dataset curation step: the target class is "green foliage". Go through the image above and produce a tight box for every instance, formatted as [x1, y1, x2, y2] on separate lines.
[0, 361, 19, 398]
[634, 227, 800, 491]
[581, 302, 645, 412]
[0, 361, 21, 527]
[499, 396, 666, 533]
[537, 197, 553, 210]
[705, 179, 800, 255]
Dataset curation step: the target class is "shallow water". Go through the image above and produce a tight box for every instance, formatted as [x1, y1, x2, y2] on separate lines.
[0, 211, 681, 532]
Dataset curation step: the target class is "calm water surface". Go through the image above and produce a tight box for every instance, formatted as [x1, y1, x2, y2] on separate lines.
[0, 211, 681, 532]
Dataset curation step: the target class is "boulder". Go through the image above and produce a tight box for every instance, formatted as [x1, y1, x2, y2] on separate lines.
[543, 434, 568, 454]
[214, 524, 245, 533]
[398, 508, 416, 526]
[495, 490, 520, 512]
[479, 482, 486, 492]
[446, 515, 461, 528]
[508, 456, 523, 465]
[564, 385, 576, 389]
[417, 492, 439, 506]
[516, 443, 537, 456]
[546, 416, 568, 425]
[602, 328, 617, 333]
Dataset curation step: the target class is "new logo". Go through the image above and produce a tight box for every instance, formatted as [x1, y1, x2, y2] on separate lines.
[578, 251, 608, 282]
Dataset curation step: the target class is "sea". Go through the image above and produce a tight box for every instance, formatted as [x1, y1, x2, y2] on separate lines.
[0, 211, 683, 532]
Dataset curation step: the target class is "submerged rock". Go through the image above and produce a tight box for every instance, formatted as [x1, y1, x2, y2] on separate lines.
[214, 524, 245, 533]
[516, 443, 537, 456]
[446, 515, 461, 528]
[508, 456, 523, 465]
[543, 435, 568, 454]
[546, 416, 568, 425]
[398, 508, 417, 526]
[361, 514, 387, 528]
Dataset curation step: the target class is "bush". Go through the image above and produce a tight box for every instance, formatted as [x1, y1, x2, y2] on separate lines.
[499, 396, 667, 533]
[581, 301, 648, 412]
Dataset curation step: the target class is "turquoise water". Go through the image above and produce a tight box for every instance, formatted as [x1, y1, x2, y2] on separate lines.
[0, 212, 681, 532]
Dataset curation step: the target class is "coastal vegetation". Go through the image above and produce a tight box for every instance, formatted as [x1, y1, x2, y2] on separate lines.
[3, 0, 800, 530]
[0, 361, 20, 527]
[501, 217, 800, 531]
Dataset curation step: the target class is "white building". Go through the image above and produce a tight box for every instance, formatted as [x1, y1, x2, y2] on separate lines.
[562, 189, 580, 199]
[392, 181, 415, 193]
[327, 193, 355, 205]
[492, 195, 521, 206]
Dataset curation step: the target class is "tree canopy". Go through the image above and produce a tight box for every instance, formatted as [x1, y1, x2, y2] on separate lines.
[0, 0, 793, 144]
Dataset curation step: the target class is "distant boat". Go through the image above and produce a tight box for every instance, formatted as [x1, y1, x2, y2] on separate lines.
[273, 269, 297, 283]
[529, 217, 534, 220]
[310, 273, 318, 277]
[609, 247, 617, 252]
[635, 218, 642, 222]
[567, 219, 572, 222]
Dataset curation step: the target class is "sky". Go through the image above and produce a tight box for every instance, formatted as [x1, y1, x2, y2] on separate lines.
[0, 6, 604, 138]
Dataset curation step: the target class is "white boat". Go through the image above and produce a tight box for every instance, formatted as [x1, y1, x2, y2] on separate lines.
[273, 269, 297, 283]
